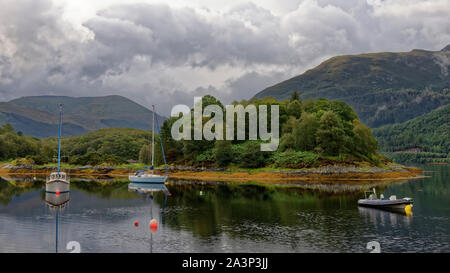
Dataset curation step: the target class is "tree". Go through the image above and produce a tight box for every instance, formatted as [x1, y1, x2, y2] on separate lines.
[0, 123, 14, 133]
[239, 142, 265, 168]
[316, 111, 346, 156]
[214, 141, 233, 167]
[294, 113, 319, 151]
[280, 133, 296, 151]
[287, 100, 302, 118]
[290, 91, 300, 101]
[352, 120, 378, 156]
[139, 144, 152, 164]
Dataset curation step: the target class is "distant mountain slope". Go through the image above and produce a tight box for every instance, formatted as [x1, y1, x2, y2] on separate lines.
[0, 102, 88, 138]
[0, 95, 166, 138]
[254, 46, 450, 127]
[372, 104, 450, 163]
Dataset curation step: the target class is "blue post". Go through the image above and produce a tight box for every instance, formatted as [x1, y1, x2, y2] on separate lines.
[56, 210, 58, 253]
[57, 104, 62, 174]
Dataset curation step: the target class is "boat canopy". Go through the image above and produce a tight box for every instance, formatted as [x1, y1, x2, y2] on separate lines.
[135, 170, 147, 176]
[48, 172, 67, 181]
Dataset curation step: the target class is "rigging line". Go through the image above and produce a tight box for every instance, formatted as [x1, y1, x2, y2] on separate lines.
[155, 116, 169, 173]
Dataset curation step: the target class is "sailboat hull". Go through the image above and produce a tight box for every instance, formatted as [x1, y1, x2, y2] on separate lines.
[46, 180, 70, 193]
[128, 175, 168, 183]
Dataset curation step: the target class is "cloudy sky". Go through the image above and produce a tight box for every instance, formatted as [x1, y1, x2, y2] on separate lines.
[0, 0, 449, 116]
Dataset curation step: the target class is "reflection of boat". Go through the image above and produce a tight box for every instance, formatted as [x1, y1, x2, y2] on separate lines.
[358, 188, 413, 213]
[45, 191, 70, 209]
[45, 190, 70, 253]
[46, 104, 70, 194]
[358, 206, 412, 227]
[129, 105, 168, 184]
[128, 182, 170, 196]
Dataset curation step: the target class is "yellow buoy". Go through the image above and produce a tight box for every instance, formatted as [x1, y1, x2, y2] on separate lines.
[404, 204, 412, 215]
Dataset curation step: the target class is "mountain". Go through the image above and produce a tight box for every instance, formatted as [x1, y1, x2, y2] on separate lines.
[372, 104, 450, 163]
[254, 46, 450, 128]
[0, 95, 166, 138]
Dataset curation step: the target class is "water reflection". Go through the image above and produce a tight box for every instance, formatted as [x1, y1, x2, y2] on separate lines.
[128, 182, 170, 253]
[45, 182, 70, 253]
[358, 206, 412, 228]
[1, 165, 449, 253]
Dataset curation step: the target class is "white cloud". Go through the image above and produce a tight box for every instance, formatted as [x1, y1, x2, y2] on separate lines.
[0, 0, 449, 115]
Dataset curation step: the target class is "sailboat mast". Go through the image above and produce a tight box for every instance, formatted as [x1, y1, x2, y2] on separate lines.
[152, 105, 155, 175]
[57, 104, 62, 174]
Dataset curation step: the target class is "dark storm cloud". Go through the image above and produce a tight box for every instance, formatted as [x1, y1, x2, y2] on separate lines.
[0, 0, 449, 115]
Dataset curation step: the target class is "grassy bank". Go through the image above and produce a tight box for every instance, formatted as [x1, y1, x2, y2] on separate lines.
[0, 162, 424, 184]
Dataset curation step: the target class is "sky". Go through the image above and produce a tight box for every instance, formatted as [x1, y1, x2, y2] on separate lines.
[0, 0, 449, 116]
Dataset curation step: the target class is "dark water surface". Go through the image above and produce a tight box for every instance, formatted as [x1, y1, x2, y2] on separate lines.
[0, 164, 448, 253]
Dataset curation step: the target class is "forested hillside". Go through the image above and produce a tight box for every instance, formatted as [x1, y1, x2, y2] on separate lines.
[254, 47, 450, 128]
[373, 105, 450, 163]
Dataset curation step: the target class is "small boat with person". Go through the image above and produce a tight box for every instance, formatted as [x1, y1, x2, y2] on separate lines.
[358, 188, 413, 214]
[129, 105, 168, 184]
[46, 104, 70, 194]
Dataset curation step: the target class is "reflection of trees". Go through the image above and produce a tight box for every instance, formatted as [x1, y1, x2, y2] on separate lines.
[70, 180, 139, 199]
[162, 182, 366, 240]
[0, 178, 44, 205]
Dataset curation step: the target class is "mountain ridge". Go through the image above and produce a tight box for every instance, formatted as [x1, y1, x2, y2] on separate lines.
[254, 46, 450, 128]
[0, 95, 167, 138]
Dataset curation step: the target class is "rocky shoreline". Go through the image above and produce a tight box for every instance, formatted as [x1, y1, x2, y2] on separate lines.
[0, 163, 425, 183]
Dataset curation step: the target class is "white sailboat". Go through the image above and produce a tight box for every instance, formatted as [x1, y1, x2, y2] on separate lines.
[46, 104, 70, 193]
[129, 105, 168, 184]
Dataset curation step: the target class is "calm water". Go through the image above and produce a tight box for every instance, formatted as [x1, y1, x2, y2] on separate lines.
[0, 164, 449, 253]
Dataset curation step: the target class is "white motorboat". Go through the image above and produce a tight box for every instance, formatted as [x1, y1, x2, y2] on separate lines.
[357, 188, 413, 214]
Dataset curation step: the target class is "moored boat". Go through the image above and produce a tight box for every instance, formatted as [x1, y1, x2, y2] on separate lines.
[46, 172, 70, 193]
[45, 104, 70, 193]
[129, 105, 169, 184]
[357, 188, 413, 214]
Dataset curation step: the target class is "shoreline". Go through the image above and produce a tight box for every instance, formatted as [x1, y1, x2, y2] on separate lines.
[0, 163, 425, 184]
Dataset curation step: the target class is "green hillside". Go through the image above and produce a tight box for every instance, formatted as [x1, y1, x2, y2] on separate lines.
[373, 105, 450, 163]
[1, 95, 384, 168]
[0, 95, 166, 138]
[0, 124, 157, 166]
[254, 47, 450, 128]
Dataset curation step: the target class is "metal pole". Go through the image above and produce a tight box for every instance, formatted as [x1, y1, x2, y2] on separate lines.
[152, 105, 155, 175]
[57, 104, 62, 174]
[56, 210, 58, 253]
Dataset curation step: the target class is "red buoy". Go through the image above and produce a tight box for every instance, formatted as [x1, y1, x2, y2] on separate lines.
[149, 219, 158, 232]
[56, 190, 60, 195]
[134, 221, 139, 227]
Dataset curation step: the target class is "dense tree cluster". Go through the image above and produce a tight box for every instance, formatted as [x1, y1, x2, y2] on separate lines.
[160, 95, 381, 168]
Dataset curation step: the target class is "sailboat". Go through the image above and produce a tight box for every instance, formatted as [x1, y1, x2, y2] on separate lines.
[129, 105, 168, 184]
[46, 104, 70, 193]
